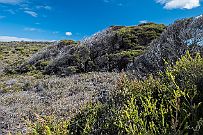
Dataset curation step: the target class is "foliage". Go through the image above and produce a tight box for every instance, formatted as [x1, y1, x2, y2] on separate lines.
[0, 42, 48, 75]
[63, 66, 78, 76]
[113, 52, 203, 135]
[0, 42, 48, 93]
[28, 52, 203, 135]
[13, 23, 165, 76]
[117, 23, 166, 50]
[27, 115, 70, 135]
[105, 50, 144, 71]
[114, 50, 144, 58]
[58, 40, 77, 46]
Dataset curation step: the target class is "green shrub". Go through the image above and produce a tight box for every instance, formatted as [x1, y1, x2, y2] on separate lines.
[15, 47, 25, 51]
[59, 40, 77, 46]
[34, 60, 50, 70]
[106, 50, 144, 71]
[27, 115, 70, 135]
[116, 50, 144, 58]
[64, 66, 78, 76]
[117, 23, 166, 50]
[27, 52, 203, 135]
[114, 52, 203, 134]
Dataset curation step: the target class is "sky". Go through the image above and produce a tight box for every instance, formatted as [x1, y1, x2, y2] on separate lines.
[0, 0, 202, 41]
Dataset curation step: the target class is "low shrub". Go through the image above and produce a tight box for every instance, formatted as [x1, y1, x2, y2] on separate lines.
[117, 23, 166, 50]
[27, 52, 203, 135]
[59, 40, 77, 46]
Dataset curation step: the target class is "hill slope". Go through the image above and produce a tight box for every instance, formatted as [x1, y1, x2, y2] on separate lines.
[127, 16, 203, 78]
[15, 23, 166, 76]
[15, 16, 203, 78]
[0, 15, 203, 134]
[26, 15, 203, 135]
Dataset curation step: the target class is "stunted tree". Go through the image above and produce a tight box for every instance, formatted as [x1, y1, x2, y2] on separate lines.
[127, 15, 203, 78]
[179, 15, 203, 46]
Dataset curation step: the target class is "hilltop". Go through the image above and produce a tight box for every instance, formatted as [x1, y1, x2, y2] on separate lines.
[11, 16, 203, 79]
[14, 23, 166, 76]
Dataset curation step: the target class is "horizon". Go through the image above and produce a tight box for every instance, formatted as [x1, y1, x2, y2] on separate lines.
[0, 0, 202, 41]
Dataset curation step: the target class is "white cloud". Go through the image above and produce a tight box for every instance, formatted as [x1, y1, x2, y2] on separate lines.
[65, 32, 72, 36]
[156, 0, 201, 9]
[103, 0, 124, 6]
[0, 36, 32, 41]
[196, 14, 203, 19]
[24, 10, 38, 17]
[36, 5, 52, 10]
[0, 0, 22, 4]
[139, 20, 148, 24]
[24, 27, 42, 32]
[0, 36, 56, 42]
[44, 6, 52, 10]
[22, 7, 31, 10]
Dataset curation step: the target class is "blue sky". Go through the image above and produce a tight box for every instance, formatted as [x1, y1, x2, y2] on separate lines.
[0, 0, 202, 41]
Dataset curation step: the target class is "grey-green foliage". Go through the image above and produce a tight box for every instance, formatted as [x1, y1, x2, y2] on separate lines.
[28, 52, 203, 135]
[127, 16, 203, 78]
[16, 23, 165, 76]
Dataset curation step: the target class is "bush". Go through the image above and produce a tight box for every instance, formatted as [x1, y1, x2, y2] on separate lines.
[35, 60, 50, 70]
[114, 52, 203, 134]
[64, 66, 78, 76]
[59, 40, 77, 46]
[27, 52, 203, 135]
[117, 23, 166, 50]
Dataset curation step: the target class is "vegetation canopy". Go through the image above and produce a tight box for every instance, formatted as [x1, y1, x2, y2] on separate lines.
[28, 51, 203, 135]
[0, 15, 203, 135]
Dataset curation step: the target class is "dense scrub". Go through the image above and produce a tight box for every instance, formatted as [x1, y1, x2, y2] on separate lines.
[15, 23, 166, 76]
[128, 16, 203, 78]
[0, 42, 49, 93]
[28, 52, 203, 135]
[1, 15, 203, 135]
[0, 72, 120, 134]
[13, 16, 203, 78]
[0, 42, 49, 74]
[117, 23, 165, 49]
[0, 43, 120, 134]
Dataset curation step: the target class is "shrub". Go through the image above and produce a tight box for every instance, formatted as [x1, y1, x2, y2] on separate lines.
[27, 115, 70, 135]
[106, 50, 144, 71]
[28, 52, 203, 135]
[59, 40, 77, 46]
[64, 66, 78, 76]
[116, 50, 144, 58]
[117, 23, 166, 50]
[114, 52, 203, 134]
[35, 60, 50, 70]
